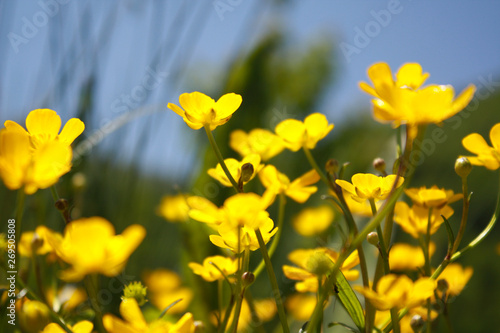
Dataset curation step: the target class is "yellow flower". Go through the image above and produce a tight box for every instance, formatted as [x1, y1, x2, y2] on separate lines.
[335, 173, 404, 203]
[292, 205, 334, 236]
[462, 123, 500, 170]
[46, 217, 146, 281]
[438, 263, 473, 297]
[230, 128, 285, 161]
[143, 269, 193, 314]
[285, 294, 319, 321]
[210, 217, 277, 253]
[167, 91, 242, 130]
[394, 201, 454, 239]
[41, 321, 93, 333]
[157, 194, 190, 223]
[359, 62, 476, 133]
[282, 248, 359, 293]
[275, 113, 334, 151]
[207, 153, 263, 187]
[389, 243, 435, 271]
[355, 274, 437, 311]
[258, 165, 319, 203]
[45, 285, 87, 313]
[0, 129, 72, 194]
[187, 196, 224, 226]
[103, 298, 196, 333]
[18, 226, 60, 258]
[19, 299, 51, 333]
[188, 255, 238, 282]
[404, 185, 462, 208]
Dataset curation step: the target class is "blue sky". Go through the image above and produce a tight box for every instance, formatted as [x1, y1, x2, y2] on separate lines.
[1, 0, 500, 179]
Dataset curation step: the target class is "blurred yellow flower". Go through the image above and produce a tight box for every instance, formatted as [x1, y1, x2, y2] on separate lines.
[394, 201, 454, 239]
[230, 128, 285, 161]
[46, 217, 146, 281]
[157, 194, 190, 223]
[188, 255, 238, 282]
[285, 293, 319, 321]
[462, 123, 500, 170]
[19, 299, 51, 333]
[389, 243, 435, 271]
[207, 153, 263, 187]
[335, 173, 404, 203]
[187, 196, 224, 226]
[438, 263, 473, 297]
[360, 62, 475, 135]
[283, 248, 359, 293]
[292, 205, 334, 236]
[404, 185, 462, 208]
[275, 113, 334, 151]
[167, 91, 242, 131]
[18, 226, 60, 258]
[0, 129, 72, 194]
[46, 285, 87, 313]
[143, 269, 193, 314]
[103, 298, 196, 333]
[355, 274, 437, 311]
[259, 165, 319, 203]
[41, 321, 93, 333]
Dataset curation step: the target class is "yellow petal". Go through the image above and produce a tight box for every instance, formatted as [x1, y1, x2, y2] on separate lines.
[395, 63, 429, 89]
[275, 119, 304, 152]
[462, 133, 491, 155]
[490, 123, 500, 151]
[72, 321, 94, 333]
[179, 92, 214, 123]
[120, 298, 148, 330]
[59, 118, 85, 145]
[0, 130, 31, 190]
[25, 109, 61, 139]
[214, 93, 242, 120]
[450, 84, 476, 114]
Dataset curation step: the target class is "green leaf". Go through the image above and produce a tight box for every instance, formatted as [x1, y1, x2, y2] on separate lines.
[335, 269, 365, 332]
[327, 321, 360, 332]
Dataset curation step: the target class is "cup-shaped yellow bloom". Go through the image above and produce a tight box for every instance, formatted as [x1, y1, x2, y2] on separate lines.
[355, 274, 437, 311]
[188, 255, 238, 282]
[360, 62, 476, 132]
[46, 217, 146, 281]
[259, 165, 319, 203]
[438, 263, 473, 297]
[230, 128, 285, 161]
[275, 113, 334, 151]
[282, 248, 359, 293]
[207, 153, 263, 187]
[389, 243, 435, 271]
[142, 269, 193, 314]
[210, 218, 277, 253]
[394, 201, 454, 239]
[292, 205, 334, 236]
[103, 298, 196, 333]
[41, 321, 93, 333]
[168, 91, 242, 130]
[336, 173, 404, 203]
[404, 185, 462, 208]
[157, 194, 190, 223]
[462, 123, 500, 170]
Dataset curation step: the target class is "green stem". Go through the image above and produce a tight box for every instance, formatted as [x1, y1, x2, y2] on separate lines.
[84, 274, 105, 333]
[254, 229, 289, 333]
[303, 147, 329, 187]
[204, 124, 240, 192]
[451, 175, 470, 254]
[253, 193, 286, 279]
[14, 189, 26, 273]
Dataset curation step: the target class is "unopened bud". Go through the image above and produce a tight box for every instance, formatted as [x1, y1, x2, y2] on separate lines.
[122, 281, 148, 306]
[410, 314, 424, 332]
[437, 278, 449, 293]
[242, 271, 255, 287]
[326, 159, 339, 175]
[367, 232, 379, 246]
[455, 157, 472, 178]
[373, 157, 386, 174]
[55, 199, 69, 212]
[240, 163, 254, 183]
[194, 321, 205, 332]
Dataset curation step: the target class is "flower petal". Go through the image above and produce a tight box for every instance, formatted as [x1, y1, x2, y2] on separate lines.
[59, 118, 85, 145]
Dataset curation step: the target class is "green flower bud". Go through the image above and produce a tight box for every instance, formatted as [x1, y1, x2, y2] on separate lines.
[455, 157, 472, 178]
[326, 159, 339, 175]
[242, 271, 255, 287]
[122, 281, 148, 306]
[240, 163, 255, 183]
[373, 157, 386, 174]
[410, 314, 425, 333]
[306, 251, 334, 276]
[437, 278, 449, 293]
[367, 232, 379, 246]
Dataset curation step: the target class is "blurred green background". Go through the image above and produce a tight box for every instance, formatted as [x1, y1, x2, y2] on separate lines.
[1, 1, 500, 332]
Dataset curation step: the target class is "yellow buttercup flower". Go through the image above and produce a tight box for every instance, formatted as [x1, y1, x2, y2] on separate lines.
[187, 196, 224, 226]
[45, 285, 87, 313]
[355, 274, 437, 311]
[394, 201, 454, 239]
[143, 269, 193, 314]
[103, 298, 196, 333]
[167, 91, 242, 130]
[275, 113, 334, 151]
[282, 248, 359, 293]
[230, 128, 285, 161]
[404, 185, 462, 208]
[46, 217, 146, 281]
[41, 321, 93, 333]
[157, 194, 190, 223]
[389, 243, 435, 271]
[285, 294, 320, 321]
[360, 62, 476, 135]
[258, 165, 319, 203]
[207, 153, 263, 187]
[462, 123, 500, 170]
[18, 226, 60, 258]
[19, 299, 51, 333]
[292, 205, 334, 236]
[437, 263, 473, 297]
[336, 173, 404, 203]
[188, 255, 238, 282]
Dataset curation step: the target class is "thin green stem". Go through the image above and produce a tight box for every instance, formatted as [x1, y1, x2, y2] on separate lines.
[451, 175, 470, 254]
[303, 147, 329, 187]
[84, 274, 105, 333]
[254, 229, 289, 333]
[204, 124, 240, 192]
